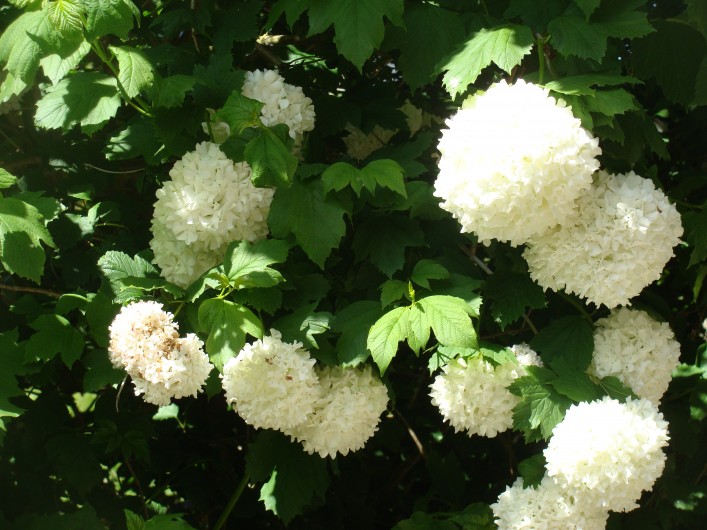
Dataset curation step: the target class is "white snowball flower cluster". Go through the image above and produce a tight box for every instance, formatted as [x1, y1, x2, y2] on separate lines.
[434, 79, 601, 246]
[492, 476, 609, 530]
[221, 330, 320, 431]
[588, 308, 680, 404]
[429, 345, 542, 437]
[242, 69, 316, 140]
[150, 141, 274, 287]
[544, 396, 669, 513]
[108, 301, 213, 406]
[287, 365, 389, 458]
[524, 171, 683, 308]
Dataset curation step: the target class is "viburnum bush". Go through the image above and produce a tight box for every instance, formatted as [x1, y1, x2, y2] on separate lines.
[1, 1, 706, 529]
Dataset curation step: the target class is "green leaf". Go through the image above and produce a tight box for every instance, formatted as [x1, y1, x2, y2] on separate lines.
[360, 159, 407, 197]
[83, 349, 123, 392]
[40, 40, 91, 86]
[411, 260, 449, 290]
[417, 295, 478, 349]
[216, 91, 264, 134]
[272, 303, 332, 350]
[695, 57, 707, 106]
[545, 73, 642, 95]
[332, 300, 382, 366]
[35, 72, 120, 132]
[548, 13, 607, 61]
[198, 299, 263, 371]
[383, 3, 466, 90]
[150, 74, 196, 108]
[26, 314, 84, 366]
[485, 272, 545, 329]
[322, 162, 360, 194]
[352, 214, 425, 277]
[597, 375, 638, 401]
[0, 331, 25, 430]
[584, 88, 636, 116]
[109, 45, 156, 99]
[84, 0, 137, 40]
[244, 127, 298, 188]
[0, 196, 55, 283]
[268, 179, 348, 268]
[632, 20, 707, 105]
[97, 250, 159, 300]
[212, 0, 263, 51]
[223, 239, 289, 289]
[46, 0, 84, 36]
[548, 357, 604, 402]
[530, 316, 594, 370]
[45, 432, 102, 497]
[246, 431, 329, 524]
[0, 11, 48, 85]
[441, 24, 534, 97]
[518, 454, 546, 488]
[380, 279, 408, 308]
[367, 306, 410, 375]
[683, 209, 707, 267]
[119, 277, 186, 300]
[307, 0, 404, 71]
[573, 0, 600, 19]
[125, 510, 145, 530]
[144, 514, 197, 530]
[0, 169, 18, 189]
[510, 370, 573, 441]
[687, 0, 707, 37]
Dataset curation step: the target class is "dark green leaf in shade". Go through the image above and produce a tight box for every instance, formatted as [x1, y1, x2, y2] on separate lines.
[332, 300, 382, 366]
[632, 20, 707, 105]
[0, 196, 56, 283]
[82, 349, 124, 392]
[548, 356, 604, 402]
[485, 271, 545, 329]
[695, 57, 707, 106]
[45, 432, 102, 497]
[143, 514, 197, 530]
[25, 313, 84, 366]
[245, 127, 298, 188]
[150, 74, 196, 108]
[530, 315, 594, 370]
[548, 12, 607, 61]
[597, 375, 638, 401]
[216, 91, 264, 134]
[268, 179, 348, 268]
[411, 260, 450, 290]
[198, 299, 263, 371]
[212, 0, 263, 51]
[441, 24, 534, 97]
[380, 279, 408, 308]
[683, 208, 707, 267]
[105, 117, 163, 163]
[307, 0, 404, 71]
[0, 330, 25, 429]
[245, 430, 329, 525]
[518, 454, 547, 488]
[272, 303, 332, 349]
[97, 250, 159, 301]
[352, 215, 424, 277]
[573, 0, 600, 19]
[545, 73, 642, 95]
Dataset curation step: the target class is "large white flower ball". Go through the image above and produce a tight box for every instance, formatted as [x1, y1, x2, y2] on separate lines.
[492, 476, 609, 530]
[242, 69, 316, 140]
[150, 141, 274, 287]
[524, 171, 683, 308]
[588, 308, 681, 404]
[221, 330, 320, 432]
[434, 79, 600, 246]
[108, 301, 213, 406]
[544, 397, 669, 513]
[429, 346, 541, 437]
[288, 365, 389, 458]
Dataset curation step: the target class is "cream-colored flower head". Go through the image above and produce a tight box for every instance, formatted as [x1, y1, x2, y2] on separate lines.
[221, 330, 320, 431]
[492, 476, 609, 530]
[588, 308, 680, 404]
[242, 69, 316, 140]
[288, 365, 389, 458]
[150, 141, 273, 287]
[108, 301, 213, 406]
[430, 346, 541, 437]
[544, 396, 669, 513]
[524, 171, 683, 308]
[434, 79, 600, 246]
[201, 108, 231, 144]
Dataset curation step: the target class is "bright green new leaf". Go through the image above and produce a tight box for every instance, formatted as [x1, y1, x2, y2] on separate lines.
[380, 279, 408, 308]
[109, 45, 156, 99]
[0, 196, 55, 283]
[223, 239, 289, 289]
[530, 315, 594, 370]
[199, 299, 263, 371]
[269, 179, 348, 268]
[410, 260, 449, 290]
[0, 169, 17, 189]
[35, 72, 120, 132]
[417, 295, 478, 349]
[367, 306, 410, 375]
[406, 304, 430, 354]
[441, 24, 534, 97]
[40, 40, 91, 86]
[0, 11, 48, 85]
[246, 430, 329, 525]
[244, 127, 298, 188]
[46, 0, 84, 36]
[485, 272, 545, 329]
[307, 0, 404, 70]
[25, 314, 84, 367]
[216, 91, 264, 134]
[83, 0, 137, 40]
[333, 300, 382, 366]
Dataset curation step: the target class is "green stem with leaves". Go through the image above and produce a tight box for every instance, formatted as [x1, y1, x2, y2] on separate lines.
[213, 473, 250, 530]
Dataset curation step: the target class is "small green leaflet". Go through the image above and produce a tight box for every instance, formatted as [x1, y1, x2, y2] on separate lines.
[517, 454, 546, 488]
[35, 72, 120, 133]
[198, 298, 263, 371]
[307, 0, 404, 71]
[0, 196, 56, 283]
[246, 430, 329, 524]
[410, 260, 450, 290]
[0, 168, 18, 189]
[109, 45, 156, 99]
[367, 295, 478, 375]
[440, 24, 534, 97]
[223, 239, 289, 289]
[244, 127, 298, 188]
[268, 179, 348, 268]
[597, 375, 638, 401]
[216, 90, 264, 134]
[322, 159, 407, 197]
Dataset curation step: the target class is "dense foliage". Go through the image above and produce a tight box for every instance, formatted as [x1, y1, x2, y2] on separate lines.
[1, 0, 706, 528]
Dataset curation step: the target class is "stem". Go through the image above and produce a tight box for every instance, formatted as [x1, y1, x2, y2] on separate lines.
[0, 283, 61, 298]
[537, 36, 545, 85]
[213, 473, 250, 530]
[557, 291, 593, 321]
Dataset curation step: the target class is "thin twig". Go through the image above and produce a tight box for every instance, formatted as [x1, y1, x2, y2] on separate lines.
[123, 452, 150, 519]
[85, 163, 145, 175]
[0, 283, 61, 298]
[394, 408, 425, 458]
[213, 473, 250, 530]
